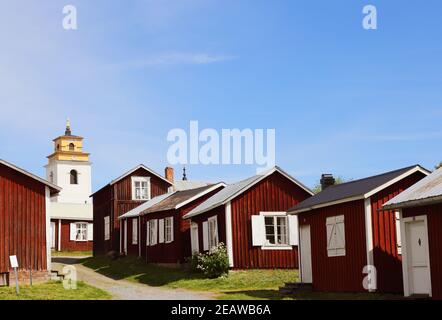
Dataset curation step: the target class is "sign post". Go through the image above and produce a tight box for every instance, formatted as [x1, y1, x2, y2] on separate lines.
[9, 256, 19, 295]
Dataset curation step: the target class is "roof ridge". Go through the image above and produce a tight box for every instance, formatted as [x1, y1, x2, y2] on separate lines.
[325, 164, 420, 189]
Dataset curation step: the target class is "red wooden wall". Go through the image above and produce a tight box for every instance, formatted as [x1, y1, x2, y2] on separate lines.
[403, 203, 442, 300]
[53, 219, 93, 251]
[230, 172, 311, 269]
[140, 186, 224, 264]
[93, 168, 170, 256]
[370, 171, 427, 293]
[298, 199, 368, 292]
[0, 164, 48, 273]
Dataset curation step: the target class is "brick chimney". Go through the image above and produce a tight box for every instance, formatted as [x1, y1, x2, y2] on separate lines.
[320, 174, 335, 191]
[165, 167, 174, 184]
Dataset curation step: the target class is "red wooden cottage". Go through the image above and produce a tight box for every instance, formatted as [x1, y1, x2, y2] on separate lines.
[91, 164, 173, 256]
[0, 159, 60, 285]
[288, 165, 429, 293]
[383, 167, 442, 299]
[183, 167, 314, 269]
[119, 183, 225, 263]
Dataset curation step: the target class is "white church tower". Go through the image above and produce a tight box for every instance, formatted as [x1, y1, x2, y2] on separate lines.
[45, 120, 93, 251]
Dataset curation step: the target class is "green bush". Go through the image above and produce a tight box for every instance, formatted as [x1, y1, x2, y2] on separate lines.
[189, 243, 230, 279]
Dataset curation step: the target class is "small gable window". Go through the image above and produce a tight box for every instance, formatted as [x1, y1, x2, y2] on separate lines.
[69, 143, 75, 151]
[70, 170, 78, 184]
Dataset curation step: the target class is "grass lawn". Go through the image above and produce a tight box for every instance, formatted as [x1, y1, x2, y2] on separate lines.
[0, 281, 111, 300]
[81, 256, 402, 300]
[52, 250, 92, 257]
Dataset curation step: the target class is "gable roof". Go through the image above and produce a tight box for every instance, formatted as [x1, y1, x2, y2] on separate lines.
[142, 183, 225, 214]
[183, 166, 314, 219]
[288, 165, 430, 214]
[91, 164, 172, 196]
[0, 159, 61, 194]
[118, 192, 174, 220]
[383, 167, 442, 209]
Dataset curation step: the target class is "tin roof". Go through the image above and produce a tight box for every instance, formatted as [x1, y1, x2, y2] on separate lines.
[183, 166, 314, 219]
[383, 167, 442, 209]
[288, 165, 429, 214]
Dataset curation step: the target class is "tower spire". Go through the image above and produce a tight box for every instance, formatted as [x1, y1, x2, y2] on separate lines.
[182, 166, 188, 181]
[65, 118, 72, 136]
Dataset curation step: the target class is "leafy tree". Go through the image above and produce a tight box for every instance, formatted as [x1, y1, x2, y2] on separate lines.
[436, 162, 442, 170]
[312, 176, 348, 194]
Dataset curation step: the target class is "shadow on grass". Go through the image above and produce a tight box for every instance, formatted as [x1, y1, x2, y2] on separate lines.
[80, 256, 206, 286]
[220, 290, 404, 300]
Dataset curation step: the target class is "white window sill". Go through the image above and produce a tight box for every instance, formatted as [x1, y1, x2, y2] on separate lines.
[74, 240, 88, 242]
[261, 246, 293, 251]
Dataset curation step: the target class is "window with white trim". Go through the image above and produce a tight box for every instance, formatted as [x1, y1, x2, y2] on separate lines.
[264, 216, 289, 246]
[395, 211, 402, 255]
[104, 216, 110, 241]
[147, 219, 157, 246]
[208, 216, 219, 249]
[75, 223, 88, 241]
[164, 217, 174, 243]
[131, 177, 151, 200]
[326, 215, 346, 257]
[132, 218, 138, 245]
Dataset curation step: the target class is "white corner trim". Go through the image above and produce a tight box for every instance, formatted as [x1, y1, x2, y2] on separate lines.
[58, 219, 61, 251]
[400, 210, 409, 296]
[225, 202, 234, 267]
[364, 197, 375, 292]
[138, 217, 142, 257]
[45, 187, 52, 271]
[364, 166, 430, 199]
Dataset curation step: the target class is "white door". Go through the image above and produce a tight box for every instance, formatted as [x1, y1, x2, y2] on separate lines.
[190, 223, 199, 254]
[300, 225, 312, 283]
[50, 222, 56, 249]
[406, 220, 431, 295]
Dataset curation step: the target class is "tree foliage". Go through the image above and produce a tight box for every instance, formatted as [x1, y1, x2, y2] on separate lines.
[312, 176, 349, 194]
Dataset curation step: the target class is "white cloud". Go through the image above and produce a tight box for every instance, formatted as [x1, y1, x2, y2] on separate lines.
[109, 52, 236, 70]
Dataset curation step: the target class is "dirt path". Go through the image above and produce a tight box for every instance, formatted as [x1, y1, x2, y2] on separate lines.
[52, 257, 215, 300]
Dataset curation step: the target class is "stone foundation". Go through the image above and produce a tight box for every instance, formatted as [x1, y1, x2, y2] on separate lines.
[2, 270, 50, 286]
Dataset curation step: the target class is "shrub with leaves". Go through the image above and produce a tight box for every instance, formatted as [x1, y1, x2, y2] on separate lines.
[189, 243, 230, 279]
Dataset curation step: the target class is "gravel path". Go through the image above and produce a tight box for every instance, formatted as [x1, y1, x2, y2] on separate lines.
[52, 257, 215, 300]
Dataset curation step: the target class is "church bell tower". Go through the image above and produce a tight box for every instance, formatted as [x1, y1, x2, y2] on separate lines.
[45, 119, 92, 204]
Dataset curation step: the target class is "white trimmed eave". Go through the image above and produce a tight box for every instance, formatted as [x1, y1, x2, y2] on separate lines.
[175, 183, 227, 210]
[288, 195, 365, 215]
[363, 166, 430, 199]
[383, 195, 442, 211]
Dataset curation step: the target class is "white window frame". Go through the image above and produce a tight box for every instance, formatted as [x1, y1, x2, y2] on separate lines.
[75, 222, 88, 242]
[132, 218, 138, 245]
[148, 219, 158, 246]
[207, 216, 219, 250]
[326, 215, 346, 257]
[395, 211, 402, 255]
[261, 212, 291, 250]
[164, 217, 174, 243]
[131, 176, 151, 201]
[104, 216, 110, 241]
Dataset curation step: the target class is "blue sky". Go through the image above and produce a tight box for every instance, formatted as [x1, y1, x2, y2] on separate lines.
[0, 0, 441, 190]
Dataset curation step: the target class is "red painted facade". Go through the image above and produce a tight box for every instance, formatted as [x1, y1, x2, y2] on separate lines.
[402, 203, 442, 300]
[298, 171, 427, 293]
[191, 171, 312, 269]
[51, 219, 93, 251]
[92, 167, 171, 256]
[139, 187, 224, 264]
[0, 162, 55, 280]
